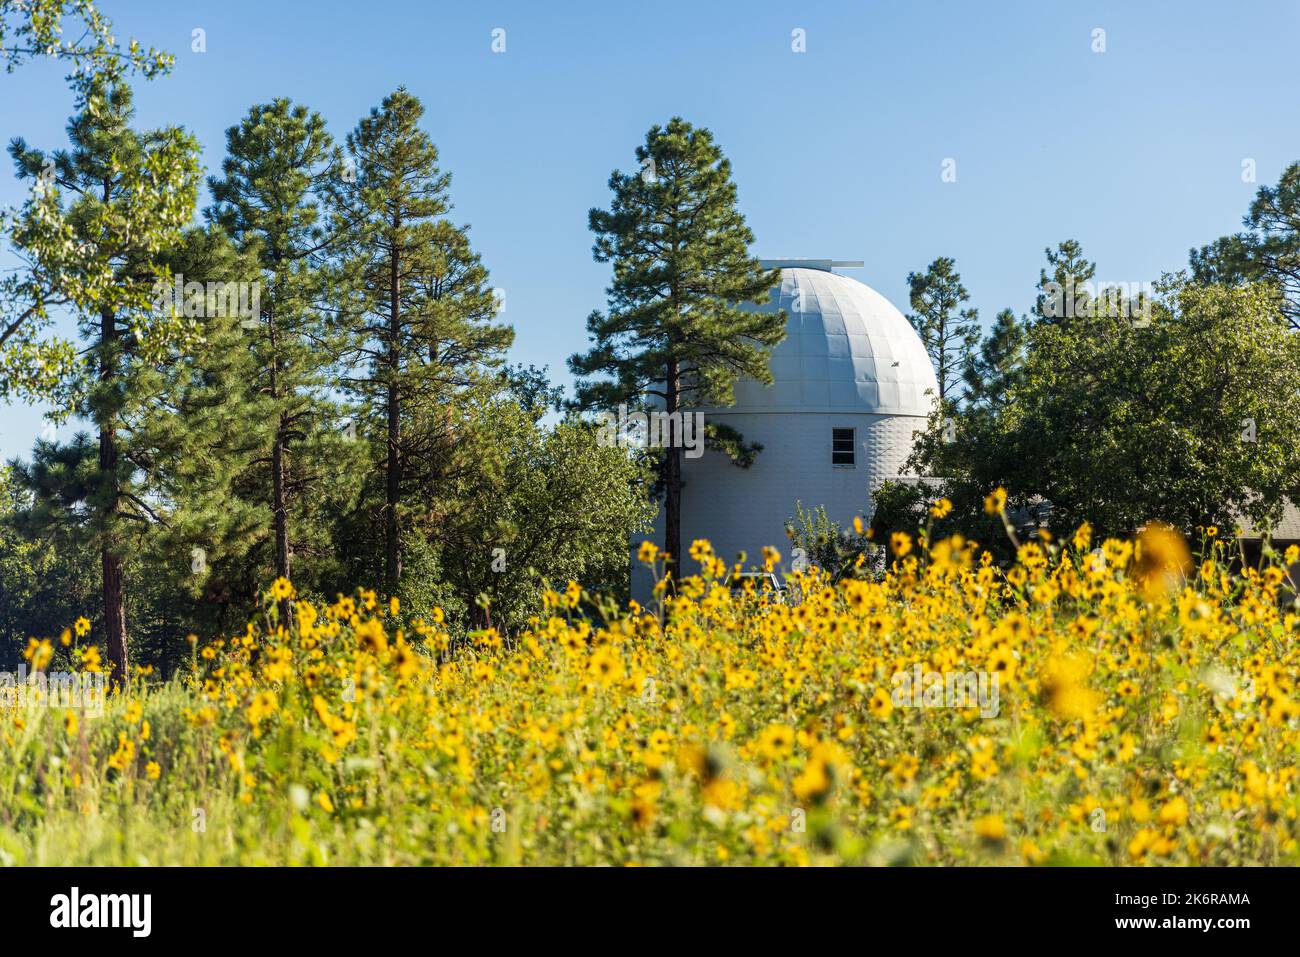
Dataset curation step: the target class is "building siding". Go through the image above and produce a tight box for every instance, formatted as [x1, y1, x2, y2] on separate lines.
[631, 410, 928, 602]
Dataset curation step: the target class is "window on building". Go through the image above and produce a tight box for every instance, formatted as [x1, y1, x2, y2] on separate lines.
[832, 427, 855, 466]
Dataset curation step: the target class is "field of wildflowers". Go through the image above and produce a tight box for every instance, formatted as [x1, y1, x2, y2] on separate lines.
[1, 497, 1298, 866]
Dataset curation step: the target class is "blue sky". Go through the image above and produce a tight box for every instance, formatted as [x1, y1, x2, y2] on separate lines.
[2, 0, 1298, 461]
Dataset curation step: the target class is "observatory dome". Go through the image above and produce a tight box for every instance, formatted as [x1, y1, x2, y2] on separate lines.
[716, 266, 938, 415]
[631, 261, 939, 601]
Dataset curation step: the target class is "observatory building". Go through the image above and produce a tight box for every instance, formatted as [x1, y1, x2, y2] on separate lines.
[632, 259, 939, 600]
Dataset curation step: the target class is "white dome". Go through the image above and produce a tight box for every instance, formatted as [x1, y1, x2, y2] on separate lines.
[720, 267, 939, 416]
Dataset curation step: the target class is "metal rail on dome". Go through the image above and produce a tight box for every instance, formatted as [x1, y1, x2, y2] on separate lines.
[757, 259, 865, 272]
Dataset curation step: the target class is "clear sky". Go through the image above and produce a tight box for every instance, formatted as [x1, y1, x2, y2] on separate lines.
[2, 0, 1299, 461]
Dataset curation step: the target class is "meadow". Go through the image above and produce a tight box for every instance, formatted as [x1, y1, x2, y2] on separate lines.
[1, 498, 1297, 866]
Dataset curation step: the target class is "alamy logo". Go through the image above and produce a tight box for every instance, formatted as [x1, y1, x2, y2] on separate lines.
[596, 404, 705, 459]
[50, 887, 151, 937]
[152, 274, 260, 326]
[891, 664, 1000, 718]
[1040, 279, 1154, 324]
[0, 666, 105, 715]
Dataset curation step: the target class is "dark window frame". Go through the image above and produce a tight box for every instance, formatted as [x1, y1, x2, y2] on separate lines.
[832, 427, 856, 467]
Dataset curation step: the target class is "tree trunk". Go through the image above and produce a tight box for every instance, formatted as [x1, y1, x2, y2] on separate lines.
[272, 424, 289, 580]
[268, 301, 290, 584]
[385, 379, 400, 588]
[98, 305, 128, 687]
[937, 288, 954, 402]
[384, 219, 402, 590]
[101, 545, 128, 686]
[664, 357, 682, 577]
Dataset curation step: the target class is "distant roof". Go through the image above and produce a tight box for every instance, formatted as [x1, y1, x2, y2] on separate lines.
[1236, 498, 1300, 541]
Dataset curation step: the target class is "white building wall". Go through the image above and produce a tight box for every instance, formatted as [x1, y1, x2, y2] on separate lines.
[631, 410, 927, 602]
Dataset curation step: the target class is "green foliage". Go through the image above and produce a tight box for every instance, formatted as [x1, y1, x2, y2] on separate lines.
[570, 117, 783, 415]
[3, 77, 203, 681]
[784, 501, 877, 580]
[1191, 161, 1300, 329]
[869, 480, 932, 542]
[1034, 239, 1097, 325]
[6, 21, 1295, 702]
[328, 87, 512, 589]
[131, 227, 273, 639]
[3, 79, 200, 406]
[0, 464, 96, 663]
[909, 271, 1300, 540]
[207, 98, 366, 582]
[503, 363, 564, 419]
[0, 0, 172, 81]
[0, 76, 658, 666]
[869, 477, 1013, 562]
[962, 307, 1025, 411]
[569, 117, 783, 564]
[905, 256, 979, 404]
[430, 402, 656, 629]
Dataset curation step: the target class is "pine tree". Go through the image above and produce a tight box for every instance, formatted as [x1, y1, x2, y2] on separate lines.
[0, 463, 100, 658]
[207, 99, 360, 590]
[329, 88, 512, 592]
[1191, 162, 1300, 329]
[905, 257, 980, 405]
[569, 117, 783, 572]
[963, 308, 1025, 409]
[1034, 239, 1096, 324]
[133, 226, 273, 633]
[3, 78, 200, 683]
